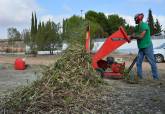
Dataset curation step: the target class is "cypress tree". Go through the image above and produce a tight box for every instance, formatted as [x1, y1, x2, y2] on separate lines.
[30, 12, 35, 49]
[34, 12, 38, 34]
[36, 21, 42, 50]
[30, 12, 38, 52]
[31, 12, 34, 38]
[147, 9, 155, 35]
[155, 19, 162, 34]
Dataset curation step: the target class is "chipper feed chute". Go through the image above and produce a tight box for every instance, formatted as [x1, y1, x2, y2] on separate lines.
[92, 27, 130, 69]
[85, 26, 131, 78]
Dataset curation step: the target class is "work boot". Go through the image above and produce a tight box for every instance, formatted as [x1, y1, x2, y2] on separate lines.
[153, 77, 159, 80]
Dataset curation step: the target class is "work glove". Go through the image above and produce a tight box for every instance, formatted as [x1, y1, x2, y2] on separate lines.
[129, 34, 137, 40]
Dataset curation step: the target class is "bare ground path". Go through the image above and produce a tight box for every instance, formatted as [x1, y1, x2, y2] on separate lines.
[100, 76, 165, 114]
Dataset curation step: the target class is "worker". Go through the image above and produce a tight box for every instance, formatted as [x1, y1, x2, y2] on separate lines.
[130, 13, 159, 80]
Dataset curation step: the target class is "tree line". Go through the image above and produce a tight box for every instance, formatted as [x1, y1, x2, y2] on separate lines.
[30, 12, 61, 54]
[7, 9, 163, 53]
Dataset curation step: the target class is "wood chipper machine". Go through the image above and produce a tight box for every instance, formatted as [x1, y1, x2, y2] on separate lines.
[86, 26, 135, 78]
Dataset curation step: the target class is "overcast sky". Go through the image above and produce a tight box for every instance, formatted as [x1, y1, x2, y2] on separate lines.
[0, 0, 165, 39]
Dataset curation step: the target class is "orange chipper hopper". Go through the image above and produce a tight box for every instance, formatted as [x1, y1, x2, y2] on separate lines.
[85, 26, 130, 69]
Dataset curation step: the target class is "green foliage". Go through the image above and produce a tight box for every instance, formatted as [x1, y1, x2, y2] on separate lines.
[85, 11, 126, 36]
[107, 14, 126, 34]
[29, 12, 61, 54]
[31, 13, 34, 34]
[34, 13, 38, 34]
[30, 12, 38, 50]
[88, 21, 104, 38]
[36, 21, 60, 53]
[85, 10, 98, 23]
[147, 9, 155, 35]
[97, 12, 109, 33]
[85, 10, 109, 36]
[155, 19, 162, 34]
[21, 29, 31, 45]
[35, 21, 44, 50]
[7, 27, 21, 41]
[147, 9, 163, 35]
[63, 15, 87, 44]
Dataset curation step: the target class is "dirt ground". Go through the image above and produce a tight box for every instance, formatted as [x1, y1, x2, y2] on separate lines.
[98, 77, 165, 114]
[0, 55, 57, 95]
[0, 55, 59, 66]
[0, 54, 165, 114]
[0, 65, 42, 96]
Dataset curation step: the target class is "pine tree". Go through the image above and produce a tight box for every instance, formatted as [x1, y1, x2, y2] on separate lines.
[155, 19, 162, 34]
[147, 9, 155, 35]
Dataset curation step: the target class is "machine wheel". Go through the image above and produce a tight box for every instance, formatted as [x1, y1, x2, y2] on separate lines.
[154, 54, 164, 63]
[107, 56, 114, 64]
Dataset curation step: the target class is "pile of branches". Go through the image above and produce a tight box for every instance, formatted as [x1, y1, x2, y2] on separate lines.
[2, 44, 106, 113]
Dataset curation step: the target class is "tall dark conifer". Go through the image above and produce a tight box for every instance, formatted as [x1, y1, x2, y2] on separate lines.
[31, 12, 35, 38]
[147, 9, 155, 35]
[155, 19, 162, 34]
[34, 12, 38, 34]
[30, 12, 38, 51]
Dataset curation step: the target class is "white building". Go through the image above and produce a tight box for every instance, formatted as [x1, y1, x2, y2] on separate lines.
[92, 35, 165, 54]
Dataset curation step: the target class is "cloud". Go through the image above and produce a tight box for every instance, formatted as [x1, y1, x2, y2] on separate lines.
[0, 0, 39, 38]
[0, 0, 38, 27]
[121, 15, 135, 26]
